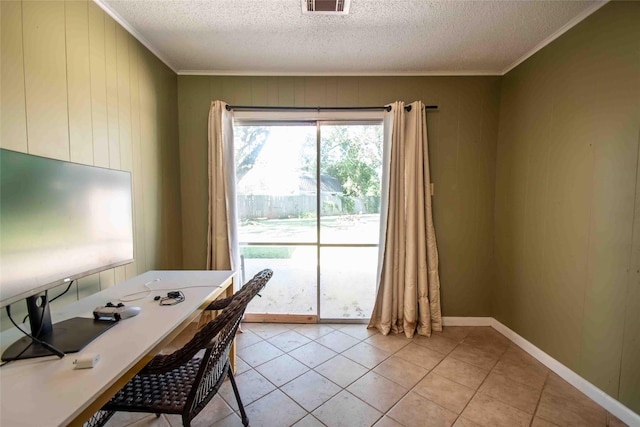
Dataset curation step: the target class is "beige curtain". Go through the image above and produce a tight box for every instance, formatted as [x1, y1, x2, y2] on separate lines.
[206, 100, 239, 271]
[201, 100, 239, 327]
[368, 101, 442, 338]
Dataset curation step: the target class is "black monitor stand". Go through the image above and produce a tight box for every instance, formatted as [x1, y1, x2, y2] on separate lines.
[1, 293, 117, 362]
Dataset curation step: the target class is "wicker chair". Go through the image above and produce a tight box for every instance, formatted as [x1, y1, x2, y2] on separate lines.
[87, 269, 273, 427]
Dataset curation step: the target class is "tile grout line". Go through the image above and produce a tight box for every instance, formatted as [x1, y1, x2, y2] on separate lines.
[291, 326, 375, 425]
[228, 324, 582, 427]
[233, 324, 366, 425]
[285, 325, 377, 422]
[372, 329, 528, 426]
[372, 331, 470, 426]
[247, 325, 431, 425]
[243, 323, 419, 426]
[528, 370, 553, 427]
[449, 342, 508, 426]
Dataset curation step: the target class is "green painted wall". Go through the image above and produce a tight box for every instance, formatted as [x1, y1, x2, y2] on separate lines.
[494, 1, 640, 412]
[0, 0, 182, 325]
[177, 75, 502, 317]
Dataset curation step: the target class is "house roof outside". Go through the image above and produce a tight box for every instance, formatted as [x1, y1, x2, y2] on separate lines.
[238, 169, 343, 196]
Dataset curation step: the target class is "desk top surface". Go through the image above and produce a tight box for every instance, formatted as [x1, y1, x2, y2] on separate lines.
[0, 270, 235, 427]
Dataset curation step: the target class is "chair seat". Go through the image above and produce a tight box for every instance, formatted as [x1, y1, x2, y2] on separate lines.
[105, 358, 204, 414]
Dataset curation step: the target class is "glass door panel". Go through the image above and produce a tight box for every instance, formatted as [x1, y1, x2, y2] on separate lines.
[319, 124, 382, 245]
[235, 124, 317, 245]
[241, 245, 317, 315]
[319, 247, 378, 319]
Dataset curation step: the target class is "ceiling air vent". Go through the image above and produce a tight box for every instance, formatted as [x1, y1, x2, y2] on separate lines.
[302, 0, 351, 15]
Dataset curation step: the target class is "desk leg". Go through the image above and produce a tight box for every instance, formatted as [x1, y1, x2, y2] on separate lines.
[227, 278, 237, 373]
[198, 277, 237, 372]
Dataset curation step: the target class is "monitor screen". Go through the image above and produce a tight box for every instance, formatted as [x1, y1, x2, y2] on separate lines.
[0, 149, 134, 308]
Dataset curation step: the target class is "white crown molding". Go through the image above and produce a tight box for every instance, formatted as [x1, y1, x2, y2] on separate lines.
[491, 318, 640, 427]
[501, 0, 610, 75]
[92, 0, 178, 74]
[177, 70, 501, 77]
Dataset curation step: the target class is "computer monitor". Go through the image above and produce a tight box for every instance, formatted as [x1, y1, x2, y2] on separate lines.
[0, 149, 134, 361]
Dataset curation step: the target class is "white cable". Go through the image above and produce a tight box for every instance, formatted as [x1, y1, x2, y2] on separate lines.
[118, 278, 160, 302]
[118, 279, 225, 303]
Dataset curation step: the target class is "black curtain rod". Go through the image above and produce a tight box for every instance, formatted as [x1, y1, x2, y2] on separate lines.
[225, 104, 438, 113]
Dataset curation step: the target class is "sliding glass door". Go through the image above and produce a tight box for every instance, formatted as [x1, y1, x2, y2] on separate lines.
[234, 120, 383, 322]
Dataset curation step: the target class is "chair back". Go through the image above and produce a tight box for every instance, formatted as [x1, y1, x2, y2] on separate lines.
[141, 268, 273, 375]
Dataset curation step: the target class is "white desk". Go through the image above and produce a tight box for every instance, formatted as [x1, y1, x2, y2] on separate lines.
[0, 270, 235, 427]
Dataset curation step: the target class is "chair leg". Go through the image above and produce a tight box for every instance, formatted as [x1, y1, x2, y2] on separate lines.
[227, 369, 249, 426]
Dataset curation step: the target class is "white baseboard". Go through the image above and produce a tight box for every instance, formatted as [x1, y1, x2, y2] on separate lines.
[490, 318, 640, 427]
[442, 316, 493, 327]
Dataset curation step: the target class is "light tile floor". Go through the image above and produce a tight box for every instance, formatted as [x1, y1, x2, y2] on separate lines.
[106, 323, 629, 427]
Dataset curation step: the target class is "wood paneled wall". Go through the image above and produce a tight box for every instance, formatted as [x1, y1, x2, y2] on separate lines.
[177, 75, 502, 317]
[0, 0, 182, 323]
[494, 2, 640, 412]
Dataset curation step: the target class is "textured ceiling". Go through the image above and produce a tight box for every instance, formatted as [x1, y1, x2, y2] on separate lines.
[98, 0, 605, 75]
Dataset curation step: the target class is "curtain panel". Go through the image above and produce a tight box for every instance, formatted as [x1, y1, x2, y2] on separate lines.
[202, 101, 239, 327]
[207, 101, 239, 272]
[369, 101, 442, 338]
